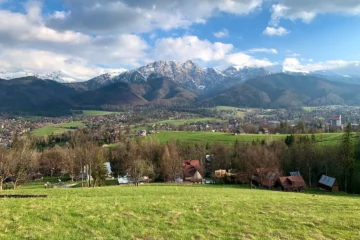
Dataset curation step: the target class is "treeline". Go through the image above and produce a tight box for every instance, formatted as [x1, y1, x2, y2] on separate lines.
[1, 125, 359, 193]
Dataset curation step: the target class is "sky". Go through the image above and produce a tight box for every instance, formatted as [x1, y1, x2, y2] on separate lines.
[0, 0, 359, 81]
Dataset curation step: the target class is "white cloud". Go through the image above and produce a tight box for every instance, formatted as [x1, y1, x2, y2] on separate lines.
[247, 48, 278, 54]
[0, 4, 149, 80]
[270, 1, 360, 25]
[0, 48, 126, 81]
[283, 57, 360, 73]
[221, 52, 274, 69]
[46, 0, 263, 34]
[152, 36, 233, 63]
[213, 29, 229, 38]
[263, 26, 289, 36]
[151, 35, 274, 70]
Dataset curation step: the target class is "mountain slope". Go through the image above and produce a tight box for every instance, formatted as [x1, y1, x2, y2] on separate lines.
[72, 82, 148, 107]
[130, 75, 198, 104]
[68, 60, 272, 94]
[204, 73, 360, 108]
[0, 77, 76, 112]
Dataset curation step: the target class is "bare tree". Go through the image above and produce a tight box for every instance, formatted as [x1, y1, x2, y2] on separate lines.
[9, 139, 39, 189]
[0, 148, 11, 191]
[161, 143, 182, 182]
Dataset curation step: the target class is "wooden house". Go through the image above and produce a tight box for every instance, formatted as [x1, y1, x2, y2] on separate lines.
[251, 168, 280, 188]
[318, 175, 339, 192]
[274, 176, 306, 192]
[183, 160, 203, 183]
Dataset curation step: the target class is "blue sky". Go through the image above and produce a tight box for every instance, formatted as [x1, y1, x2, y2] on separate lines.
[0, 0, 359, 80]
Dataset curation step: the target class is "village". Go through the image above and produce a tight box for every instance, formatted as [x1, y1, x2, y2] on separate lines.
[2, 105, 360, 147]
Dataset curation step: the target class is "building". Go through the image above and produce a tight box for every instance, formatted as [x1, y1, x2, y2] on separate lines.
[330, 115, 341, 127]
[274, 176, 306, 192]
[290, 171, 301, 176]
[138, 130, 147, 136]
[183, 160, 203, 183]
[251, 168, 280, 188]
[318, 175, 339, 192]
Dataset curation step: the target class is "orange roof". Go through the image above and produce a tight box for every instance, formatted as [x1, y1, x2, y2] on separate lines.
[183, 160, 200, 167]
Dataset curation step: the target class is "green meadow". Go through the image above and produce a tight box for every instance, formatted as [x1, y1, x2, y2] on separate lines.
[152, 131, 354, 145]
[154, 118, 226, 125]
[32, 121, 86, 137]
[0, 185, 359, 239]
[73, 110, 120, 116]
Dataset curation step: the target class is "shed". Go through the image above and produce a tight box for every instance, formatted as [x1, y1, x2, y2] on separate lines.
[318, 175, 339, 192]
[275, 176, 306, 192]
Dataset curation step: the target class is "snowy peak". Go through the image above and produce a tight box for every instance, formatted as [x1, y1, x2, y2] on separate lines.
[0, 70, 76, 83]
[85, 60, 277, 92]
[223, 66, 272, 80]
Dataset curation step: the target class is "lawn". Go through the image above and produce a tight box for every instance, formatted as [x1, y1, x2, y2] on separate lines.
[0, 185, 359, 239]
[154, 118, 226, 126]
[73, 110, 120, 116]
[152, 131, 356, 145]
[32, 121, 86, 137]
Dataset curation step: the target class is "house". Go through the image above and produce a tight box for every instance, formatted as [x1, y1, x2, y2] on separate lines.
[183, 160, 203, 183]
[104, 162, 112, 178]
[118, 175, 132, 184]
[138, 130, 147, 136]
[274, 176, 306, 192]
[330, 115, 341, 127]
[214, 169, 227, 178]
[318, 175, 339, 192]
[251, 168, 280, 188]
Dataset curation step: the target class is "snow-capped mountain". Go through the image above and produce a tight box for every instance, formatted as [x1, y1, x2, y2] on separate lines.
[85, 60, 273, 92]
[0, 70, 77, 83]
[283, 69, 360, 85]
[223, 66, 272, 81]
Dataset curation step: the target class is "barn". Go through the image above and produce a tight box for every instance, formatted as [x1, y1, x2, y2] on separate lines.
[274, 176, 306, 192]
[318, 175, 339, 192]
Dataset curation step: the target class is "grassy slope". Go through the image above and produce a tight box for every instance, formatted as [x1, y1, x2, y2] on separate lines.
[155, 118, 226, 125]
[32, 121, 86, 137]
[153, 132, 355, 145]
[76, 110, 120, 116]
[0, 185, 359, 239]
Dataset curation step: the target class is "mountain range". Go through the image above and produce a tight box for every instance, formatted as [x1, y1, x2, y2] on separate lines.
[1, 60, 360, 114]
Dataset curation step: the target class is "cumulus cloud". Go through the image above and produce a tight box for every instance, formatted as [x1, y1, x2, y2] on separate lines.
[46, 0, 263, 34]
[151, 36, 274, 70]
[220, 52, 274, 69]
[152, 36, 233, 63]
[0, 3, 149, 80]
[270, 1, 360, 25]
[247, 48, 278, 54]
[263, 26, 289, 36]
[283, 57, 360, 73]
[213, 29, 229, 38]
[0, 47, 126, 81]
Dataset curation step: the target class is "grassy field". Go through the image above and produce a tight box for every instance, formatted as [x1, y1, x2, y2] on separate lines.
[151, 131, 358, 145]
[32, 121, 86, 137]
[155, 118, 226, 126]
[0, 185, 359, 239]
[73, 110, 120, 116]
